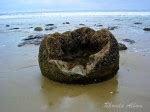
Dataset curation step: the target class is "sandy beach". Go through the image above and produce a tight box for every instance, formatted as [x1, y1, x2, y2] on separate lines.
[0, 11, 150, 112]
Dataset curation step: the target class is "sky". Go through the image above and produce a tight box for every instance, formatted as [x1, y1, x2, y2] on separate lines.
[0, 0, 150, 12]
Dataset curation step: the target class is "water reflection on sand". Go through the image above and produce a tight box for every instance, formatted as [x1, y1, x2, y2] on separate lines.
[40, 76, 118, 112]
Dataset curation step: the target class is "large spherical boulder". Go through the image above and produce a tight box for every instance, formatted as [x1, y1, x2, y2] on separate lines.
[38, 27, 119, 84]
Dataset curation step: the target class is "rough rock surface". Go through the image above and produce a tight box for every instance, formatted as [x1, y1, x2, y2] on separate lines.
[38, 27, 119, 84]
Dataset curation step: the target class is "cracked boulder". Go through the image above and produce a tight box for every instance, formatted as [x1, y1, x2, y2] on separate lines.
[38, 27, 119, 84]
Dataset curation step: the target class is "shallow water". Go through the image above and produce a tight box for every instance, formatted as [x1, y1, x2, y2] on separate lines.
[0, 11, 150, 112]
[1, 11, 150, 53]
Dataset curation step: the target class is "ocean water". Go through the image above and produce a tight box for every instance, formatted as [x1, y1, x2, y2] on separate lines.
[0, 11, 150, 53]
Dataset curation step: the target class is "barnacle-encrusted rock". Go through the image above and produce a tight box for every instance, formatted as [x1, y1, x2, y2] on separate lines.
[38, 27, 119, 84]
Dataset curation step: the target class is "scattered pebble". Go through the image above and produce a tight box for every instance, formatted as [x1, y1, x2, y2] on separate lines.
[18, 34, 46, 47]
[79, 24, 85, 26]
[45, 24, 54, 26]
[94, 24, 103, 27]
[45, 26, 57, 31]
[6, 25, 10, 27]
[143, 28, 150, 31]
[63, 22, 70, 24]
[8, 27, 19, 30]
[122, 39, 135, 44]
[134, 22, 142, 24]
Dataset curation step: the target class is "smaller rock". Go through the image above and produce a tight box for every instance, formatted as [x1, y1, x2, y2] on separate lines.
[95, 24, 103, 27]
[6, 25, 10, 27]
[143, 28, 150, 31]
[134, 22, 142, 24]
[118, 43, 127, 51]
[79, 24, 85, 26]
[108, 26, 118, 30]
[63, 22, 70, 24]
[8, 27, 19, 30]
[45, 24, 54, 26]
[114, 19, 122, 21]
[45, 27, 54, 31]
[45, 26, 57, 31]
[97, 25, 103, 27]
[122, 39, 135, 44]
[18, 34, 46, 47]
[23, 35, 44, 41]
[66, 22, 70, 24]
[18, 43, 26, 47]
[34, 27, 43, 31]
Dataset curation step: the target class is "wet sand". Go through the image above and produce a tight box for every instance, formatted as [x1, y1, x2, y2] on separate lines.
[0, 38, 150, 112]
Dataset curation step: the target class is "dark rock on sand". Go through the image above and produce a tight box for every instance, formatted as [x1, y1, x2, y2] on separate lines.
[23, 34, 45, 40]
[143, 28, 150, 31]
[108, 26, 118, 30]
[63, 22, 70, 24]
[45, 26, 57, 31]
[34, 27, 43, 31]
[8, 28, 19, 30]
[118, 43, 127, 51]
[114, 19, 122, 21]
[18, 34, 46, 47]
[45, 24, 54, 26]
[95, 24, 103, 27]
[122, 39, 135, 44]
[6, 25, 10, 27]
[38, 27, 119, 84]
[79, 24, 85, 26]
[134, 22, 142, 25]
[97, 25, 103, 27]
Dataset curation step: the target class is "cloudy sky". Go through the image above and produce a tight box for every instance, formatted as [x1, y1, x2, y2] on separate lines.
[0, 0, 150, 12]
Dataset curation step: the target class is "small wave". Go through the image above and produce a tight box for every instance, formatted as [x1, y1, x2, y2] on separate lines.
[0, 11, 150, 19]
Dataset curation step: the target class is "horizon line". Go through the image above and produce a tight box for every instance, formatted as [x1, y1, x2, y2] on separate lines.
[1, 9, 150, 14]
